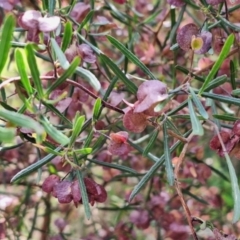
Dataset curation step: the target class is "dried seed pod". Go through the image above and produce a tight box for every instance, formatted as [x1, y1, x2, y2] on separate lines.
[177, 23, 199, 51]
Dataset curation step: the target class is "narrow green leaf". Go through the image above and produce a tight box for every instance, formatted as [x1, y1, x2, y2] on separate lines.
[167, 99, 188, 116]
[51, 38, 70, 69]
[204, 75, 227, 92]
[232, 89, 240, 96]
[75, 67, 101, 92]
[42, 0, 48, 10]
[213, 114, 238, 121]
[15, 49, 33, 95]
[201, 92, 240, 106]
[182, 189, 208, 205]
[103, 76, 118, 101]
[218, 15, 240, 32]
[163, 122, 174, 185]
[143, 130, 159, 156]
[61, 22, 72, 52]
[84, 130, 93, 148]
[77, 33, 102, 55]
[69, 115, 85, 147]
[89, 159, 138, 174]
[11, 147, 62, 182]
[188, 98, 204, 136]
[0, 80, 6, 102]
[46, 56, 80, 95]
[107, 35, 156, 79]
[0, 109, 43, 134]
[166, 118, 183, 136]
[139, 8, 162, 25]
[208, 165, 229, 182]
[199, 34, 234, 94]
[100, 54, 137, 94]
[189, 87, 208, 119]
[230, 60, 236, 91]
[106, 2, 128, 24]
[48, 0, 56, 15]
[44, 147, 63, 156]
[224, 153, 240, 223]
[93, 98, 102, 121]
[74, 155, 91, 219]
[25, 44, 44, 98]
[170, 43, 179, 51]
[78, 10, 95, 31]
[128, 155, 164, 202]
[0, 127, 16, 143]
[0, 15, 15, 74]
[129, 132, 191, 202]
[169, 4, 186, 44]
[42, 101, 72, 127]
[71, 148, 92, 155]
[40, 116, 69, 145]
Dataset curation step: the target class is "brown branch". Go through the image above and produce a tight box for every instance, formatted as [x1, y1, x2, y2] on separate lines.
[0, 75, 124, 114]
[66, 79, 124, 114]
[174, 133, 199, 240]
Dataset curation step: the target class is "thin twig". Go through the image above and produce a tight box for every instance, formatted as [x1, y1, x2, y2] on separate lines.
[66, 79, 124, 114]
[174, 132, 199, 240]
[0, 75, 124, 114]
[183, 47, 239, 83]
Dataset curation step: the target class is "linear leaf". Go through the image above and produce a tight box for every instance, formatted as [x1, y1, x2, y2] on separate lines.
[143, 130, 159, 156]
[61, 21, 72, 52]
[76, 171, 91, 219]
[46, 56, 80, 95]
[74, 153, 91, 220]
[224, 153, 240, 223]
[69, 115, 85, 147]
[204, 75, 227, 92]
[163, 122, 174, 185]
[71, 148, 92, 155]
[166, 118, 183, 136]
[88, 159, 138, 174]
[51, 38, 70, 69]
[232, 89, 240, 96]
[199, 34, 234, 94]
[40, 116, 69, 145]
[25, 44, 44, 98]
[0, 15, 15, 74]
[201, 92, 240, 106]
[128, 133, 191, 202]
[48, 0, 56, 15]
[100, 54, 137, 94]
[11, 147, 62, 182]
[42, 101, 72, 126]
[75, 67, 101, 92]
[78, 10, 95, 31]
[213, 114, 238, 121]
[189, 87, 208, 119]
[93, 98, 102, 121]
[107, 35, 156, 79]
[188, 98, 204, 136]
[15, 49, 33, 95]
[0, 109, 43, 134]
[230, 60, 236, 91]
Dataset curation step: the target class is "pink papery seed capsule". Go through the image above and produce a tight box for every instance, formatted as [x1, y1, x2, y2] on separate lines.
[42, 175, 60, 193]
[71, 180, 82, 207]
[53, 180, 73, 204]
